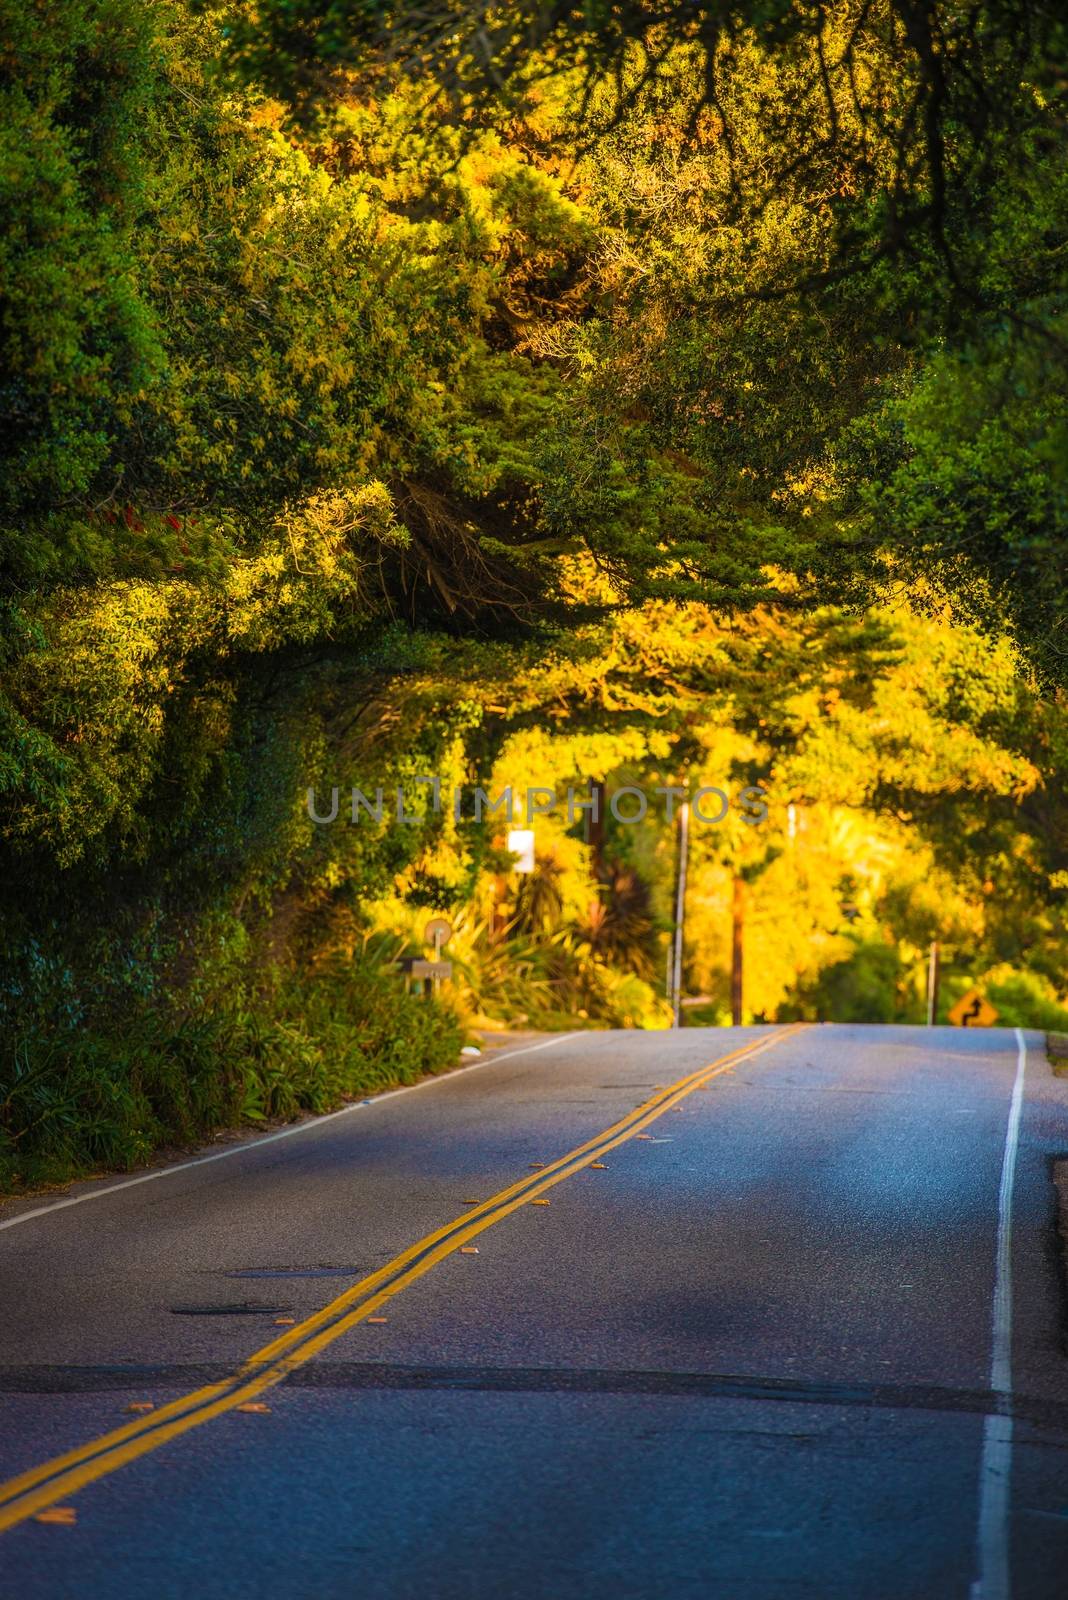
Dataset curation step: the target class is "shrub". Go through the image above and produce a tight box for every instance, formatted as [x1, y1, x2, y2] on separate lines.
[0, 962, 463, 1193]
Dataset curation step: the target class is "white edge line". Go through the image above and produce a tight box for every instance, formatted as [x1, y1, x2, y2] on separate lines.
[0, 1032, 580, 1233]
[970, 1024, 1027, 1600]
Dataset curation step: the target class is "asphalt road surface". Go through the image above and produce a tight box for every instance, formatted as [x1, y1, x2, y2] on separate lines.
[1, 1024, 1067, 1599]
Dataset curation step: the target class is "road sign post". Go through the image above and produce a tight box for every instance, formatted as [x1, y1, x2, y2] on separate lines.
[423, 917, 453, 997]
[396, 919, 454, 997]
[926, 940, 940, 1026]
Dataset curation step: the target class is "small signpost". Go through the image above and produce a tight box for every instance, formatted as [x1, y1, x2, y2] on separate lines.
[399, 959, 453, 982]
[424, 917, 453, 959]
[947, 987, 999, 1028]
[397, 918, 453, 996]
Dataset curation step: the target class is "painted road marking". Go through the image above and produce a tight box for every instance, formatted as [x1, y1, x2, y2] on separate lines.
[0, 1025, 803, 1531]
[970, 1026, 1027, 1600]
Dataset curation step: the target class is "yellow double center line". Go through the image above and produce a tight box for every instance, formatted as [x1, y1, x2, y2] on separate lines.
[0, 1024, 803, 1532]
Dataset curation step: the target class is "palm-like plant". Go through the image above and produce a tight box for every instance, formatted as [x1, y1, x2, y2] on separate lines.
[579, 862, 657, 982]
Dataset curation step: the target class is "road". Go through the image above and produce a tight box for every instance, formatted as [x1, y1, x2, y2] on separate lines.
[0, 1024, 1066, 1598]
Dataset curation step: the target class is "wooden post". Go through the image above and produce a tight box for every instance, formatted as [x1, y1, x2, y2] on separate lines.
[731, 874, 745, 1026]
[926, 940, 940, 1026]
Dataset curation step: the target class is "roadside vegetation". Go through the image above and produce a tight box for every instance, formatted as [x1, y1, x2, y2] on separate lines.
[3, 0, 1068, 1190]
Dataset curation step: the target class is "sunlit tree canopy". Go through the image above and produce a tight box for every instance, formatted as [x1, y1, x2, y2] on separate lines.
[2, 0, 1066, 1183]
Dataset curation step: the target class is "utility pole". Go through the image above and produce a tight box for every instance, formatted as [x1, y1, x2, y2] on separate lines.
[926, 939, 940, 1026]
[670, 801, 690, 1028]
[584, 779, 606, 872]
[731, 874, 745, 1026]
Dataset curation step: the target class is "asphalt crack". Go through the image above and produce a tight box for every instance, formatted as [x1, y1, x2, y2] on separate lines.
[2, 1362, 1067, 1435]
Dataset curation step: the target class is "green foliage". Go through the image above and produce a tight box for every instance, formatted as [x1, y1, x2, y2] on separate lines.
[788, 938, 918, 1026]
[843, 311, 1068, 690]
[3, 0, 1068, 1193]
[216, 1, 1063, 321]
[0, 954, 462, 1192]
[0, 0, 163, 521]
[970, 969, 1068, 1034]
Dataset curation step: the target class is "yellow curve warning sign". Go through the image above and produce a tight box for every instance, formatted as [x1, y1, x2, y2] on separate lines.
[947, 988, 999, 1028]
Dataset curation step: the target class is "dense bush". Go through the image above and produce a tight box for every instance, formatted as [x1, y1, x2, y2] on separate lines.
[0, 957, 463, 1192]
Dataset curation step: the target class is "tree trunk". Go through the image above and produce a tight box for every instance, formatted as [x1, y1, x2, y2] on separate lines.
[731, 875, 745, 1026]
